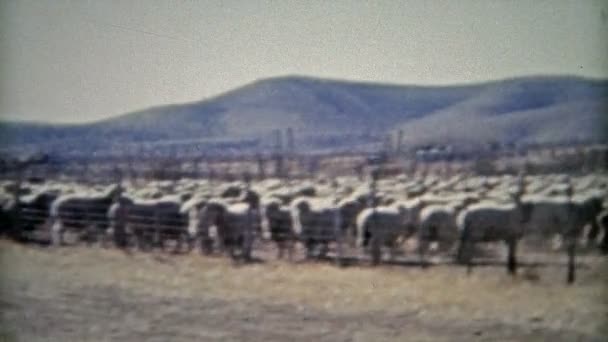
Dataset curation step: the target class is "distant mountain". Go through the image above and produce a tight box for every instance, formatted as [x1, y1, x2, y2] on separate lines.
[394, 77, 608, 148]
[1, 75, 606, 155]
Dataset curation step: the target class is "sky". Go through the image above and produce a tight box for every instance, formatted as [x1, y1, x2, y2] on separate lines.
[1, 0, 607, 124]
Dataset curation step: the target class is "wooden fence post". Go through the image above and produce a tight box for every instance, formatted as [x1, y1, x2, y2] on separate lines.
[368, 166, 380, 265]
[243, 171, 254, 261]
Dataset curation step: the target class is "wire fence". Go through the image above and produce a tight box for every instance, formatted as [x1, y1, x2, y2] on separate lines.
[2, 141, 608, 183]
[1, 140, 607, 284]
[3, 171, 606, 259]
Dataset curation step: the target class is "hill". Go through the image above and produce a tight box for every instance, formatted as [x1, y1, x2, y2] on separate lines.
[1, 75, 606, 155]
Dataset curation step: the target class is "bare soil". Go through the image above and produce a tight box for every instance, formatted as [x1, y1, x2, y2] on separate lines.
[1, 240, 607, 341]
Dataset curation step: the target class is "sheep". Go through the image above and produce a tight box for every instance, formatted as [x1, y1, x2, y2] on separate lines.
[405, 185, 426, 198]
[290, 196, 341, 259]
[356, 198, 422, 265]
[198, 197, 261, 261]
[0, 195, 16, 238]
[571, 190, 605, 252]
[597, 209, 608, 254]
[0, 181, 60, 240]
[50, 184, 122, 246]
[335, 191, 376, 245]
[262, 197, 295, 260]
[0, 184, 59, 241]
[291, 183, 317, 198]
[458, 182, 590, 284]
[522, 194, 587, 241]
[522, 191, 603, 283]
[219, 183, 243, 198]
[107, 197, 129, 248]
[259, 182, 317, 206]
[107, 195, 189, 252]
[15, 188, 60, 241]
[540, 183, 572, 197]
[455, 189, 529, 276]
[417, 202, 468, 264]
[175, 195, 214, 254]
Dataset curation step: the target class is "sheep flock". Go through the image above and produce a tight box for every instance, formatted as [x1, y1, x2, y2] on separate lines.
[2, 171, 607, 284]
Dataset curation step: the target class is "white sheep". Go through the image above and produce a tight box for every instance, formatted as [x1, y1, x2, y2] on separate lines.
[356, 198, 422, 265]
[456, 193, 527, 276]
[290, 196, 341, 259]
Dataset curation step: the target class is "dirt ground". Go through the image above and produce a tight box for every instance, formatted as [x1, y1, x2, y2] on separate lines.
[1, 240, 607, 341]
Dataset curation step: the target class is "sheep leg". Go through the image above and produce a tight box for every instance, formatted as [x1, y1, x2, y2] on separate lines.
[344, 225, 354, 246]
[97, 225, 107, 247]
[600, 233, 608, 255]
[243, 231, 253, 261]
[287, 239, 295, 262]
[173, 231, 184, 254]
[140, 229, 150, 251]
[305, 239, 315, 259]
[388, 242, 397, 262]
[203, 237, 214, 255]
[85, 224, 95, 245]
[197, 235, 205, 254]
[276, 241, 284, 259]
[466, 256, 473, 275]
[506, 238, 518, 276]
[456, 226, 470, 265]
[158, 232, 167, 252]
[195, 227, 207, 255]
[101, 227, 111, 248]
[83, 225, 94, 247]
[135, 228, 147, 251]
[134, 228, 142, 251]
[599, 223, 608, 255]
[51, 220, 64, 246]
[418, 237, 429, 268]
[215, 229, 225, 254]
[586, 221, 600, 248]
[567, 238, 576, 284]
[318, 242, 329, 259]
[370, 236, 381, 266]
[172, 232, 183, 254]
[92, 224, 105, 247]
[126, 229, 137, 251]
[153, 227, 162, 251]
[456, 231, 474, 275]
[186, 234, 196, 253]
[228, 244, 239, 262]
[180, 232, 193, 253]
[335, 234, 345, 267]
[112, 224, 122, 248]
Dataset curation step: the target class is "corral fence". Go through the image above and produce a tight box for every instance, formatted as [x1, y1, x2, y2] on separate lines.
[2, 140, 608, 184]
[1, 138, 607, 283]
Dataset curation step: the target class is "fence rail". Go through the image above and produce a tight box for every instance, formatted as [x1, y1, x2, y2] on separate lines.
[1, 141, 606, 286]
[2, 143, 607, 183]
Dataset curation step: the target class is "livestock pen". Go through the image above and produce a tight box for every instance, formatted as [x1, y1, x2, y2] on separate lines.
[2, 156, 607, 273]
[2, 145, 608, 341]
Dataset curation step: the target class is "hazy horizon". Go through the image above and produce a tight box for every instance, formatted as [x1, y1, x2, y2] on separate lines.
[2, 0, 607, 124]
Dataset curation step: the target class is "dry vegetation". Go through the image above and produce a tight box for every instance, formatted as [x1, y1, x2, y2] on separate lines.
[1, 240, 607, 341]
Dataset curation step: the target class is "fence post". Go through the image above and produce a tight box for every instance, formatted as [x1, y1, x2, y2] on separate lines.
[565, 179, 576, 284]
[396, 130, 404, 154]
[333, 178, 345, 267]
[243, 171, 253, 261]
[368, 166, 380, 265]
[256, 154, 266, 180]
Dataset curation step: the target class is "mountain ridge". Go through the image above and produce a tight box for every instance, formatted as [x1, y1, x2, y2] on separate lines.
[1, 74, 607, 155]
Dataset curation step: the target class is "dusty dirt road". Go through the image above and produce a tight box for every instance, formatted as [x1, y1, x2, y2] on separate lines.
[1, 240, 607, 341]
